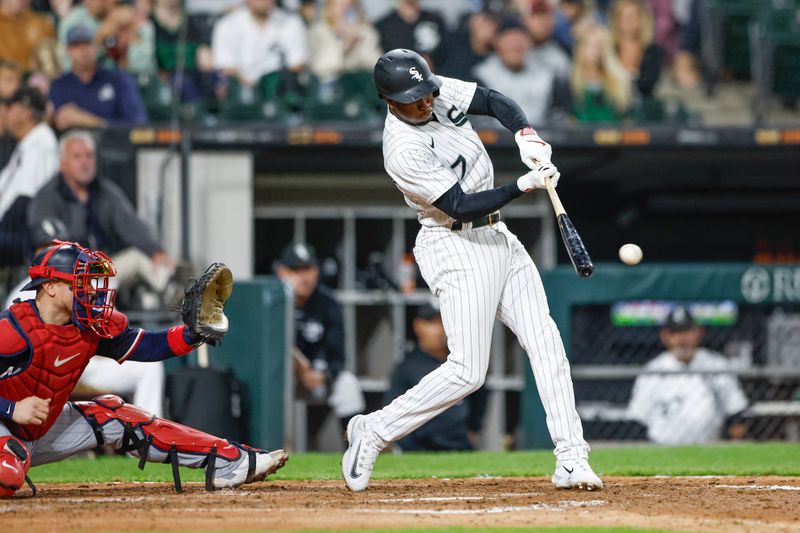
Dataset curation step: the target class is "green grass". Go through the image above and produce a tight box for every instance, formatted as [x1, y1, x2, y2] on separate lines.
[29, 442, 800, 483]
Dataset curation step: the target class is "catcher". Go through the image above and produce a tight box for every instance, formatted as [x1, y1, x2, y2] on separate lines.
[0, 240, 287, 497]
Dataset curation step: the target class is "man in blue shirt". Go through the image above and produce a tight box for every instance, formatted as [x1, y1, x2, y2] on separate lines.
[50, 25, 148, 130]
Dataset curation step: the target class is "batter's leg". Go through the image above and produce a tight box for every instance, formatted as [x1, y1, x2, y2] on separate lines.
[495, 230, 589, 461]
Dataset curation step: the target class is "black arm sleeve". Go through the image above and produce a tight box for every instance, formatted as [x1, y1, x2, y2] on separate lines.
[467, 86, 531, 132]
[433, 181, 522, 223]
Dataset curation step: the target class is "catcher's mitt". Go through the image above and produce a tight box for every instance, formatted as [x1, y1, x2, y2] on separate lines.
[181, 262, 233, 346]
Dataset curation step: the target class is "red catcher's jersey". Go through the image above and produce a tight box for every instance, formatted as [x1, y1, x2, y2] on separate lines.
[0, 301, 126, 440]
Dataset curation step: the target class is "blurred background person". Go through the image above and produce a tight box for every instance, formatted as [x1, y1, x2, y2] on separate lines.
[552, 0, 596, 55]
[473, 17, 571, 125]
[308, 0, 382, 84]
[375, 0, 446, 71]
[92, 0, 155, 76]
[608, 0, 664, 101]
[275, 242, 365, 450]
[384, 304, 488, 452]
[524, 0, 571, 81]
[627, 306, 749, 445]
[50, 25, 148, 130]
[151, 0, 218, 103]
[570, 24, 631, 122]
[27, 131, 175, 309]
[57, 0, 115, 69]
[0, 59, 22, 169]
[212, 0, 307, 87]
[0, 87, 57, 270]
[0, 0, 55, 72]
[439, 3, 500, 81]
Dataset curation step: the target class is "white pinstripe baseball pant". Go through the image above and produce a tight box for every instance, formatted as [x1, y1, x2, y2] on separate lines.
[371, 222, 589, 460]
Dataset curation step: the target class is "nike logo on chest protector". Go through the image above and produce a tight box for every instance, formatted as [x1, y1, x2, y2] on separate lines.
[53, 353, 81, 368]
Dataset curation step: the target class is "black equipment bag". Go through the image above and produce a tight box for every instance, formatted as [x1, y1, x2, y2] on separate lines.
[165, 367, 245, 442]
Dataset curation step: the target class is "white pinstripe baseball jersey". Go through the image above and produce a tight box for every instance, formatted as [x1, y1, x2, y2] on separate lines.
[367, 76, 591, 465]
[383, 76, 494, 228]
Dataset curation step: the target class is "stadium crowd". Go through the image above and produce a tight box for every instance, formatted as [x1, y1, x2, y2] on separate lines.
[0, 0, 719, 131]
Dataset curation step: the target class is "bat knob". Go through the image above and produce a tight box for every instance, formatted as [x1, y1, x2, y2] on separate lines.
[579, 264, 594, 278]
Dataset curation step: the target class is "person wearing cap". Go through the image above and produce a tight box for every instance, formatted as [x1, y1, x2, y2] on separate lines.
[49, 24, 148, 130]
[472, 17, 571, 125]
[626, 305, 749, 445]
[0, 86, 58, 267]
[384, 304, 488, 451]
[275, 242, 364, 448]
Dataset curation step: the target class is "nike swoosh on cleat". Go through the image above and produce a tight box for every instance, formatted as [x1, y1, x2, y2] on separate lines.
[563, 466, 574, 474]
[349, 442, 362, 479]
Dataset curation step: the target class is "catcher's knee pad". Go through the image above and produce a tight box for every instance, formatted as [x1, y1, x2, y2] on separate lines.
[74, 394, 259, 493]
[0, 436, 32, 498]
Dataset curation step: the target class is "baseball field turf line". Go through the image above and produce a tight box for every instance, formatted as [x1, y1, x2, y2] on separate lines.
[132, 529, 676, 533]
[29, 442, 800, 482]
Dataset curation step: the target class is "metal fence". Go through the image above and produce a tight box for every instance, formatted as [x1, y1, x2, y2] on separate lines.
[569, 303, 800, 444]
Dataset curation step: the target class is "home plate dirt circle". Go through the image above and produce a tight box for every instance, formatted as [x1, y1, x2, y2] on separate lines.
[5, 477, 799, 532]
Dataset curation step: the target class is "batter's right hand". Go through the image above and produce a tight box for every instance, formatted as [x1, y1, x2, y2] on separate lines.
[516, 163, 560, 192]
[12, 396, 50, 426]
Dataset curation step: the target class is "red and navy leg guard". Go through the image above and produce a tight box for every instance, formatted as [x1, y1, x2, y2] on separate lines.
[0, 436, 33, 498]
[73, 394, 262, 492]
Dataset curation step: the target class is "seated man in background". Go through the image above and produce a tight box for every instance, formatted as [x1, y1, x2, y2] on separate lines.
[27, 130, 175, 310]
[50, 25, 148, 130]
[211, 0, 307, 87]
[0, 87, 58, 269]
[275, 242, 364, 448]
[384, 304, 488, 451]
[627, 305, 749, 445]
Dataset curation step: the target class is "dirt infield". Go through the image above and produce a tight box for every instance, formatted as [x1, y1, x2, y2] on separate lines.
[5, 476, 799, 532]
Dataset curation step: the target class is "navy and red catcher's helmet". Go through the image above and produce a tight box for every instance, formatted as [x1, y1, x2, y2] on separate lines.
[21, 241, 118, 338]
[373, 49, 442, 104]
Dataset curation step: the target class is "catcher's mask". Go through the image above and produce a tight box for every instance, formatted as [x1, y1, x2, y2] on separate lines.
[22, 240, 117, 338]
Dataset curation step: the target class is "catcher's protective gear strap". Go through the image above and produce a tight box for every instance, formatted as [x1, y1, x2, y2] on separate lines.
[167, 325, 194, 356]
[468, 86, 530, 133]
[0, 436, 31, 498]
[74, 394, 244, 493]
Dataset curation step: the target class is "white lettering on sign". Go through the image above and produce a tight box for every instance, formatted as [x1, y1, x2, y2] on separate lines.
[741, 267, 800, 303]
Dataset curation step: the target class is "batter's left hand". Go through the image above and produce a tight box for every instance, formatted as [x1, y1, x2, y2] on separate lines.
[517, 163, 560, 192]
[515, 127, 553, 170]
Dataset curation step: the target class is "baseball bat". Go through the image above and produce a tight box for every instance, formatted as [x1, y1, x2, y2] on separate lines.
[544, 176, 594, 278]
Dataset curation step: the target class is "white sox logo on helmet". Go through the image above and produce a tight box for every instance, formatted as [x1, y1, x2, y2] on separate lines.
[408, 67, 423, 82]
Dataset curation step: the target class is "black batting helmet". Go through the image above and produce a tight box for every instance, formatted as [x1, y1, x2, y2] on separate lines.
[373, 49, 442, 104]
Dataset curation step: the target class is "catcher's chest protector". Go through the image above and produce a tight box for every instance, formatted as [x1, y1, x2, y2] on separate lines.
[0, 302, 99, 440]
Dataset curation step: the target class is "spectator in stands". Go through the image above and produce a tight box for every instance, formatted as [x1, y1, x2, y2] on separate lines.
[50, 25, 148, 129]
[0, 87, 57, 267]
[0, 59, 22, 169]
[672, 0, 701, 89]
[375, 0, 447, 71]
[211, 0, 308, 87]
[384, 304, 488, 451]
[473, 18, 570, 125]
[553, 0, 595, 55]
[627, 305, 749, 445]
[275, 242, 365, 449]
[27, 130, 174, 307]
[151, 0, 218, 102]
[608, 0, 664, 99]
[524, 0, 571, 80]
[308, 0, 382, 83]
[439, 3, 500, 81]
[571, 24, 631, 122]
[0, 0, 56, 72]
[92, 0, 155, 75]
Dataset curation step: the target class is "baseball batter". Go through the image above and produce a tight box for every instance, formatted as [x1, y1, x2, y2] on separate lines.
[0, 241, 287, 497]
[342, 49, 602, 492]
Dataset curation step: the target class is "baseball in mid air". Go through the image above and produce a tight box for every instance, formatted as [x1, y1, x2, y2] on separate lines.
[618, 243, 643, 266]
